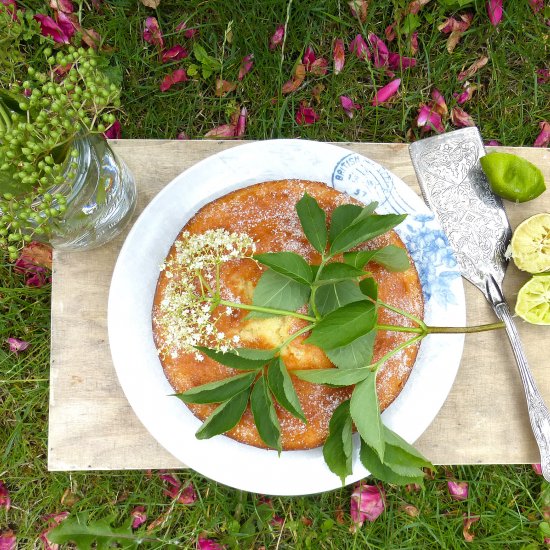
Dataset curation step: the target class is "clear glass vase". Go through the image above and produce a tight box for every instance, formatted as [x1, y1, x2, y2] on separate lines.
[46, 134, 137, 250]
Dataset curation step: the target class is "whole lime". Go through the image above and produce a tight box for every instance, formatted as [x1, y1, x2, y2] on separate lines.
[480, 152, 545, 203]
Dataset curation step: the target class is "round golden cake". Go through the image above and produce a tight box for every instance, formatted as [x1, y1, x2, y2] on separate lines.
[152, 180, 424, 450]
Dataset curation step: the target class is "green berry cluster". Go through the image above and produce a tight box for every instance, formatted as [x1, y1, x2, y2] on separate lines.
[0, 46, 121, 261]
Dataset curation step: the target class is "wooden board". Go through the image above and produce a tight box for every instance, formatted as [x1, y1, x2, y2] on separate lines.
[48, 140, 550, 471]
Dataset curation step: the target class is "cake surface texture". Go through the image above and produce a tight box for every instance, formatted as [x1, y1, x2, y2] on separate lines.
[152, 180, 424, 450]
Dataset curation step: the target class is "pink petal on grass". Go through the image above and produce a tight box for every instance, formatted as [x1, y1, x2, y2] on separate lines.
[49, 0, 74, 13]
[6, 338, 30, 354]
[430, 88, 448, 115]
[349, 34, 370, 61]
[56, 11, 76, 40]
[458, 56, 489, 81]
[295, 103, 319, 125]
[160, 474, 197, 504]
[162, 45, 188, 63]
[417, 104, 445, 133]
[532, 463, 543, 475]
[269, 24, 284, 50]
[204, 124, 238, 138]
[215, 79, 237, 97]
[454, 83, 478, 104]
[340, 95, 361, 118]
[282, 63, 306, 94]
[385, 24, 396, 42]
[303, 45, 316, 70]
[1, 0, 18, 22]
[407, 0, 431, 14]
[487, 0, 503, 26]
[177, 131, 190, 140]
[451, 106, 475, 127]
[333, 38, 345, 75]
[197, 536, 226, 550]
[348, 0, 368, 22]
[0, 482, 10, 510]
[104, 120, 121, 139]
[534, 121, 550, 147]
[17, 241, 52, 269]
[528, 0, 543, 13]
[448, 481, 469, 500]
[463, 514, 480, 542]
[131, 506, 147, 529]
[438, 13, 473, 34]
[485, 139, 501, 146]
[372, 78, 401, 106]
[537, 69, 550, 84]
[368, 33, 389, 67]
[34, 14, 71, 44]
[235, 107, 247, 138]
[238, 54, 254, 80]
[159, 69, 188, 92]
[388, 52, 417, 70]
[310, 57, 328, 76]
[410, 32, 419, 55]
[143, 16, 164, 48]
[350, 483, 385, 531]
[40, 511, 70, 550]
[0, 530, 16, 550]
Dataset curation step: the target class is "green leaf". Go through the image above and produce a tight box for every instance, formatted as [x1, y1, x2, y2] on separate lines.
[234, 348, 277, 361]
[194, 346, 269, 370]
[47, 512, 139, 550]
[325, 330, 376, 369]
[293, 367, 370, 386]
[359, 440, 425, 486]
[177, 372, 256, 404]
[305, 300, 376, 350]
[296, 192, 327, 253]
[0, 88, 25, 115]
[315, 262, 366, 284]
[196, 387, 251, 439]
[254, 252, 313, 285]
[250, 375, 282, 452]
[314, 280, 366, 315]
[249, 269, 310, 318]
[401, 13, 420, 35]
[323, 400, 353, 484]
[328, 203, 367, 244]
[330, 213, 407, 255]
[359, 277, 378, 302]
[344, 245, 410, 272]
[267, 357, 306, 423]
[384, 427, 433, 470]
[350, 372, 384, 461]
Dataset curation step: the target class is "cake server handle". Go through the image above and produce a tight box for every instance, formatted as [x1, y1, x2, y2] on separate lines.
[486, 274, 550, 481]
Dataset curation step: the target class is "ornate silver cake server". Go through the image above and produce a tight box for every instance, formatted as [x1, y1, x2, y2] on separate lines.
[410, 127, 550, 481]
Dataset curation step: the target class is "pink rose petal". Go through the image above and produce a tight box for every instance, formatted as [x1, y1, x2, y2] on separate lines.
[34, 14, 71, 44]
[350, 483, 385, 531]
[177, 131, 190, 140]
[485, 139, 501, 146]
[303, 45, 316, 70]
[528, 0, 543, 12]
[143, 16, 164, 49]
[184, 28, 198, 39]
[269, 24, 284, 50]
[238, 54, 254, 80]
[454, 83, 478, 104]
[430, 88, 448, 115]
[368, 33, 389, 68]
[534, 121, 550, 147]
[40, 511, 70, 550]
[487, 0, 503, 26]
[416, 104, 445, 133]
[463, 514, 480, 542]
[348, 0, 368, 22]
[49, 0, 73, 13]
[159, 69, 188, 92]
[131, 506, 147, 529]
[408, 0, 431, 14]
[1, 0, 18, 22]
[204, 124, 238, 138]
[340, 95, 361, 119]
[0, 530, 16, 550]
[281, 63, 306, 94]
[448, 480, 469, 500]
[104, 120, 121, 140]
[410, 31, 419, 55]
[451, 106, 475, 127]
[6, 338, 30, 354]
[388, 52, 417, 70]
[295, 103, 319, 125]
[458, 56, 489, 81]
[159, 474, 197, 504]
[333, 38, 345, 75]
[0, 482, 10, 510]
[385, 24, 396, 42]
[197, 536, 226, 550]
[55, 11, 76, 40]
[532, 463, 543, 475]
[235, 107, 247, 138]
[310, 57, 328, 76]
[372, 78, 401, 106]
[537, 69, 550, 84]
[349, 34, 370, 61]
[162, 45, 188, 63]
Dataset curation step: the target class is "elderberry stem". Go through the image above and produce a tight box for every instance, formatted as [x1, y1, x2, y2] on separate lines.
[218, 298, 316, 322]
[376, 298, 427, 331]
[426, 322, 505, 334]
[376, 324, 424, 334]
[372, 333, 424, 372]
[275, 324, 315, 353]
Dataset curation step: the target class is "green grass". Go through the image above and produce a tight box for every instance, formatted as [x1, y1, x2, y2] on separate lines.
[2, 0, 550, 547]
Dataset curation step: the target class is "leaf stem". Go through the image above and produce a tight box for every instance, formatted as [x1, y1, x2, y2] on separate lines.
[275, 323, 315, 353]
[372, 334, 424, 371]
[426, 322, 505, 334]
[218, 298, 316, 322]
[376, 299, 427, 331]
[376, 324, 424, 334]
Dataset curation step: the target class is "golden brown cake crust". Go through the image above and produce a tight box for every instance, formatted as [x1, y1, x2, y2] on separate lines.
[152, 180, 424, 450]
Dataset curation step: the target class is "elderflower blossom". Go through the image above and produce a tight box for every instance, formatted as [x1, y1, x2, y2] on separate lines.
[154, 229, 255, 358]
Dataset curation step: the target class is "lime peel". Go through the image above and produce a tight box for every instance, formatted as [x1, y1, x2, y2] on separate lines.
[511, 213, 550, 274]
[515, 274, 550, 325]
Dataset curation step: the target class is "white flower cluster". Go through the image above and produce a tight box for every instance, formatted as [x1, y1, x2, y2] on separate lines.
[155, 229, 255, 360]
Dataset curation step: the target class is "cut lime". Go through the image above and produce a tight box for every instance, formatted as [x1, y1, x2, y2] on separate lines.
[510, 213, 550, 273]
[480, 152, 546, 203]
[515, 274, 550, 325]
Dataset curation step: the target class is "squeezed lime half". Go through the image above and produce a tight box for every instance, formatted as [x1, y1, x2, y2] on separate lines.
[515, 274, 550, 325]
[510, 213, 550, 273]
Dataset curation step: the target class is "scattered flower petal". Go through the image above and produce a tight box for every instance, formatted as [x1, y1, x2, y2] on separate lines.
[303, 45, 316, 69]
[463, 514, 480, 542]
[408, 0, 431, 14]
[385, 24, 396, 42]
[368, 33, 389, 67]
[282, 63, 306, 94]
[198, 536, 226, 550]
[159, 69, 188, 92]
[401, 504, 419, 517]
[18, 241, 52, 270]
[451, 106, 475, 127]
[448, 480, 469, 500]
[160, 474, 197, 504]
[388, 52, 417, 70]
[410, 31, 419, 55]
[238, 54, 254, 80]
[56, 11, 76, 40]
[34, 14, 72, 44]
[1, 0, 18, 22]
[50, 0, 74, 13]
[348, 0, 368, 22]
[204, 124, 238, 138]
[340, 95, 361, 118]
[104, 120, 122, 139]
[485, 139, 501, 146]
[235, 107, 247, 137]
[162, 45, 188, 63]
[40, 512, 70, 550]
[184, 27, 198, 39]
[269, 24, 284, 50]
[311, 83, 325, 103]
[295, 102, 319, 125]
[310, 57, 328, 76]
[6, 338, 29, 354]
[78, 24, 101, 50]
[350, 483, 385, 531]
[177, 131, 190, 140]
[333, 38, 345, 75]
[406, 483, 422, 493]
[0, 482, 10, 510]
[131, 506, 147, 529]
[0, 530, 16, 550]
[438, 13, 473, 53]
[487, 0, 503, 26]
[454, 83, 478, 104]
[349, 34, 370, 61]
[458, 55, 489, 81]
[528, 0, 543, 12]
[417, 104, 445, 133]
[215, 79, 236, 97]
[430, 88, 448, 115]
[143, 16, 164, 49]
[271, 515, 285, 526]
[372, 78, 401, 106]
[534, 121, 550, 147]
[537, 69, 550, 84]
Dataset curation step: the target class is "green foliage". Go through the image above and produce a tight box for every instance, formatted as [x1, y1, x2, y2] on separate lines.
[176, 372, 257, 404]
[322, 400, 353, 484]
[267, 357, 306, 422]
[193, 346, 271, 370]
[250, 374, 282, 453]
[254, 251, 313, 285]
[296, 192, 327, 254]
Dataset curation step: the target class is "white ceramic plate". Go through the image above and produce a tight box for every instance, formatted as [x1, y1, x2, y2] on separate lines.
[108, 140, 466, 496]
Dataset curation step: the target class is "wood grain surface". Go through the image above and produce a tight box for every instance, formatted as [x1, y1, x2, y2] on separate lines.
[48, 140, 550, 471]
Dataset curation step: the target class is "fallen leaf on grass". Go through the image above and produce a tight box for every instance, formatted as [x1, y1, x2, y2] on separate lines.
[458, 56, 489, 81]
[143, 16, 164, 48]
[282, 63, 306, 94]
[350, 483, 385, 532]
[487, 0, 503, 26]
[238, 54, 254, 80]
[215, 79, 236, 97]
[333, 38, 345, 74]
[269, 24, 284, 50]
[198, 535, 226, 550]
[60, 488, 79, 507]
[372, 78, 401, 106]
[0, 482, 10, 510]
[0, 530, 16, 550]
[534, 122, 550, 147]
[131, 506, 147, 529]
[448, 480, 469, 500]
[159, 69, 188, 92]
[385, 24, 396, 42]
[17, 241, 52, 269]
[348, 0, 368, 22]
[311, 83, 325, 103]
[140, 0, 160, 7]
[340, 95, 361, 118]
[295, 103, 319, 125]
[349, 34, 370, 61]
[400, 504, 420, 517]
[162, 45, 188, 63]
[104, 120, 122, 139]
[463, 514, 480, 542]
